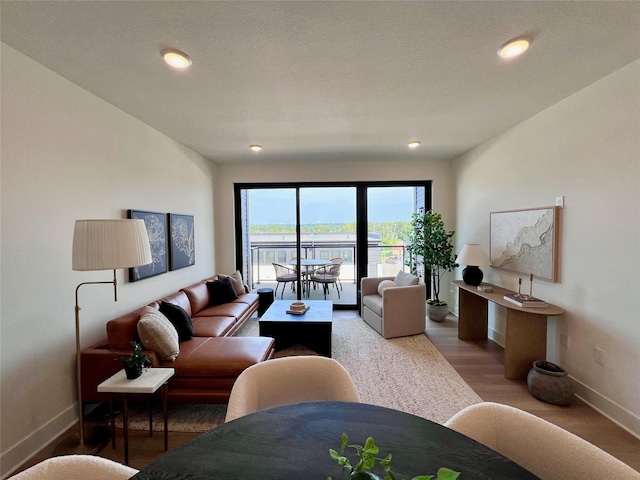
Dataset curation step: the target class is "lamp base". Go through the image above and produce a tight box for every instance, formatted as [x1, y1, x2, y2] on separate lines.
[52, 425, 110, 456]
[462, 266, 483, 286]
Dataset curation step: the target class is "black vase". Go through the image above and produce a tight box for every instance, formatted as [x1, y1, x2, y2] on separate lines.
[124, 364, 142, 380]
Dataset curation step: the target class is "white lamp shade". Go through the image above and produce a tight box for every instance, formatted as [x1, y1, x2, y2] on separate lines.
[73, 219, 152, 271]
[455, 244, 490, 266]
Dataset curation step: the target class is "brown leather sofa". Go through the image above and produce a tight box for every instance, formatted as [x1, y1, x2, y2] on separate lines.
[81, 276, 274, 405]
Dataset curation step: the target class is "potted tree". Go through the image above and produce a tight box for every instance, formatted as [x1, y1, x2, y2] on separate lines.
[406, 209, 458, 322]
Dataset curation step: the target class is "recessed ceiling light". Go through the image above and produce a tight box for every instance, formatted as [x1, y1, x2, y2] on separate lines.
[408, 141, 421, 149]
[250, 145, 263, 152]
[161, 49, 192, 69]
[497, 37, 531, 59]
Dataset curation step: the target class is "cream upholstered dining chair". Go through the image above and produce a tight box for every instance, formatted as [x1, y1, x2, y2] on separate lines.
[225, 356, 360, 423]
[444, 402, 640, 480]
[9, 455, 138, 479]
[360, 270, 426, 339]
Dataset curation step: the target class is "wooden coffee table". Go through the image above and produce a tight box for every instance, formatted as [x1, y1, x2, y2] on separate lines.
[259, 300, 333, 357]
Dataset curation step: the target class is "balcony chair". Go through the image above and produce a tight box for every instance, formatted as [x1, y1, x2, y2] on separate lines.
[360, 270, 426, 339]
[9, 455, 138, 480]
[309, 261, 342, 299]
[225, 356, 360, 423]
[444, 402, 640, 480]
[272, 262, 297, 299]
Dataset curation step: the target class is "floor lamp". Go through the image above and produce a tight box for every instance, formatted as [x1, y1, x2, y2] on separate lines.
[55, 219, 152, 454]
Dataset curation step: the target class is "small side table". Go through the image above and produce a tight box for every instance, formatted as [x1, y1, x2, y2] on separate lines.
[98, 368, 174, 465]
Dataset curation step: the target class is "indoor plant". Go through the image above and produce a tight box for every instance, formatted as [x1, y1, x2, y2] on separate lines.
[116, 341, 153, 379]
[405, 209, 457, 322]
[328, 433, 460, 480]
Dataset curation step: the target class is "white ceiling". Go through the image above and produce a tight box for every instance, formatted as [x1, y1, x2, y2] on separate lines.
[2, 1, 639, 164]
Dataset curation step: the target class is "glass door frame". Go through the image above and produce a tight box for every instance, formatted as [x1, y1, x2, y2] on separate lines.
[234, 180, 432, 309]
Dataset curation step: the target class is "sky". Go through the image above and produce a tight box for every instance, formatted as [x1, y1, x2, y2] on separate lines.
[248, 186, 415, 224]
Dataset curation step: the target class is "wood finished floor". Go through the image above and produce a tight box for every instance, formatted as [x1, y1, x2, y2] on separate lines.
[13, 311, 640, 475]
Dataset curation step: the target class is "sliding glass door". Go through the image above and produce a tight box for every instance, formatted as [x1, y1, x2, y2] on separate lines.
[235, 181, 431, 309]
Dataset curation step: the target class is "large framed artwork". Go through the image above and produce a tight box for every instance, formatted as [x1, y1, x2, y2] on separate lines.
[127, 210, 167, 281]
[490, 206, 559, 282]
[169, 213, 195, 271]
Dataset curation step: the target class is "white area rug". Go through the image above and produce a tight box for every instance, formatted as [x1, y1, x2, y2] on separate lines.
[115, 316, 481, 432]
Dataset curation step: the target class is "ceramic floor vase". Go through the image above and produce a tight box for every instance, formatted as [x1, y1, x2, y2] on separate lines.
[527, 360, 574, 406]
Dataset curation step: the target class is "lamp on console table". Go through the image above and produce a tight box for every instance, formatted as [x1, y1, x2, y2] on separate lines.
[455, 244, 491, 286]
[55, 219, 151, 455]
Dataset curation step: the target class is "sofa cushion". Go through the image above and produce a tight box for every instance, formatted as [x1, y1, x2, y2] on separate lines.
[164, 337, 274, 378]
[137, 306, 180, 361]
[159, 301, 194, 342]
[191, 316, 236, 337]
[394, 270, 419, 286]
[232, 292, 259, 306]
[160, 291, 193, 317]
[377, 280, 397, 295]
[206, 277, 238, 306]
[194, 302, 251, 320]
[363, 294, 384, 316]
[217, 270, 245, 296]
[107, 308, 144, 350]
[182, 281, 210, 315]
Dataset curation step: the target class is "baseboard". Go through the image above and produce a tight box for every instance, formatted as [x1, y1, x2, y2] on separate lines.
[0, 404, 76, 480]
[488, 327, 505, 348]
[572, 377, 640, 440]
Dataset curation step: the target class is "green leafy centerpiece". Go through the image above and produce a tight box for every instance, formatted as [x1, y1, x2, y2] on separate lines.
[115, 340, 153, 379]
[328, 433, 460, 480]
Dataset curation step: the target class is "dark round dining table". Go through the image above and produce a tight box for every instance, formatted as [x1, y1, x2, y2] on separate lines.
[132, 401, 539, 480]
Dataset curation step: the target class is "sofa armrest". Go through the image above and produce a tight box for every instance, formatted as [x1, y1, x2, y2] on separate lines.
[361, 276, 394, 297]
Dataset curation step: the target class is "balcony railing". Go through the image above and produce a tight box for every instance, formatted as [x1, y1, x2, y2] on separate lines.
[248, 242, 408, 288]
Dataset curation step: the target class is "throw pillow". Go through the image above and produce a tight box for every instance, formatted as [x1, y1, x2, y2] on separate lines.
[377, 280, 397, 296]
[394, 270, 419, 286]
[159, 301, 194, 342]
[206, 277, 238, 306]
[216, 270, 245, 296]
[137, 306, 180, 361]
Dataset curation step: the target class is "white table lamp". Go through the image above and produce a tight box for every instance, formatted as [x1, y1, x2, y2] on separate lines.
[455, 244, 490, 286]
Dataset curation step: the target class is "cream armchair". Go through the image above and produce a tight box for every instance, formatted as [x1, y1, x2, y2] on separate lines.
[361, 271, 426, 339]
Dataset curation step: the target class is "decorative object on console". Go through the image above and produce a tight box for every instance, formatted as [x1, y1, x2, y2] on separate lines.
[504, 274, 547, 307]
[405, 209, 457, 322]
[58, 219, 151, 455]
[455, 244, 490, 286]
[490, 206, 559, 282]
[169, 213, 195, 270]
[503, 294, 548, 308]
[128, 210, 167, 281]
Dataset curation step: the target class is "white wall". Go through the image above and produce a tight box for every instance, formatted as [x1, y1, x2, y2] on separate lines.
[453, 60, 640, 436]
[0, 44, 217, 477]
[214, 158, 456, 287]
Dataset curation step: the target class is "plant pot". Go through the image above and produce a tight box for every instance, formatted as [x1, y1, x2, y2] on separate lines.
[527, 360, 574, 406]
[426, 303, 449, 322]
[124, 365, 142, 380]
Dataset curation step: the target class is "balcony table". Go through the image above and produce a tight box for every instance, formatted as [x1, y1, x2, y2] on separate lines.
[131, 401, 539, 480]
[289, 258, 332, 297]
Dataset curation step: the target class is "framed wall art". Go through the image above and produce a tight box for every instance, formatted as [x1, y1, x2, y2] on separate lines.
[169, 213, 195, 271]
[490, 206, 559, 282]
[127, 210, 167, 281]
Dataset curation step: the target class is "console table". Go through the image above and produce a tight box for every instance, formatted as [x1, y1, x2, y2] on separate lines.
[452, 280, 565, 380]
